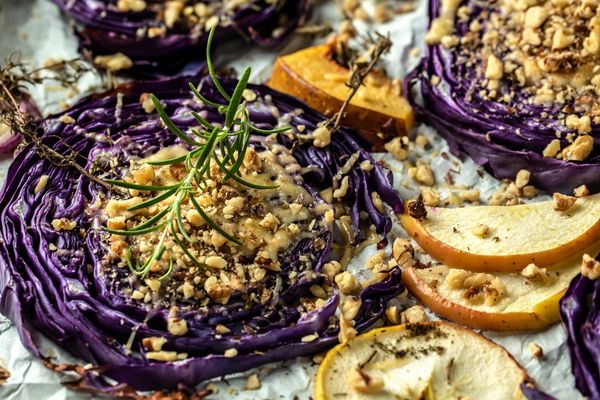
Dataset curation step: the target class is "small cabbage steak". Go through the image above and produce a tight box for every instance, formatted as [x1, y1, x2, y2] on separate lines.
[315, 322, 534, 400]
[401, 194, 600, 272]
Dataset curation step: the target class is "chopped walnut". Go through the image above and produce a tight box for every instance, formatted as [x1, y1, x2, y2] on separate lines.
[322, 260, 343, 280]
[461, 273, 506, 305]
[301, 333, 318, 343]
[224, 348, 238, 357]
[515, 169, 531, 189]
[34, 175, 49, 194]
[205, 255, 227, 269]
[384, 137, 408, 161]
[445, 269, 471, 289]
[485, 54, 504, 80]
[333, 176, 350, 199]
[553, 193, 577, 211]
[139, 93, 155, 113]
[408, 161, 435, 186]
[335, 271, 359, 295]
[312, 126, 331, 148]
[521, 263, 550, 282]
[581, 253, 600, 280]
[565, 115, 592, 135]
[167, 307, 188, 336]
[204, 275, 231, 304]
[342, 297, 362, 320]
[93, 53, 133, 72]
[385, 305, 400, 324]
[392, 238, 415, 267]
[59, 115, 75, 124]
[528, 342, 544, 359]
[400, 305, 428, 324]
[51, 218, 76, 231]
[259, 212, 280, 230]
[421, 187, 441, 206]
[458, 189, 480, 203]
[338, 315, 357, 344]
[471, 223, 490, 238]
[543, 139, 561, 158]
[244, 374, 261, 391]
[574, 184, 589, 197]
[142, 336, 167, 352]
[563, 135, 593, 161]
[117, 0, 146, 12]
[146, 351, 178, 362]
[132, 164, 155, 185]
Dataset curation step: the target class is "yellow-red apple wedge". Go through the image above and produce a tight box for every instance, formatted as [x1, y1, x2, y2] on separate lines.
[315, 322, 532, 400]
[268, 42, 414, 148]
[402, 242, 600, 331]
[401, 194, 600, 272]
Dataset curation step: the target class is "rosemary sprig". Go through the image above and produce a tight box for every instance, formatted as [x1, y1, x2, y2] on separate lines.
[107, 26, 289, 280]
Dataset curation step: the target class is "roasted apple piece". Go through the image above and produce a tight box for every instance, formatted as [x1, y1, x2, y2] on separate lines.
[401, 194, 600, 272]
[268, 42, 414, 147]
[315, 322, 534, 399]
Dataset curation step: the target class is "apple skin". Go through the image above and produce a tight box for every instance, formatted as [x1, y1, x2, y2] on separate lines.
[402, 266, 562, 331]
[401, 196, 600, 273]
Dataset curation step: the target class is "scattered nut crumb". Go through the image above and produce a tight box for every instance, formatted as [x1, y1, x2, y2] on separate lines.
[471, 223, 490, 238]
[244, 374, 261, 390]
[553, 193, 576, 211]
[574, 185, 589, 197]
[528, 342, 544, 359]
[581, 253, 600, 280]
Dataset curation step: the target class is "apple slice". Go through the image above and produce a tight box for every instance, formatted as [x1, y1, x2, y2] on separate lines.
[315, 322, 533, 400]
[402, 242, 600, 331]
[268, 42, 414, 148]
[401, 193, 600, 272]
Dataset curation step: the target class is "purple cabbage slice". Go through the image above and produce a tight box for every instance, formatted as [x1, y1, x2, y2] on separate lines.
[0, 93, 40, 153]
[0, 73, 404, 395]
[51, 0, 311, 76]
[406, 0, 600, 194]
[560, 271, 600, 399]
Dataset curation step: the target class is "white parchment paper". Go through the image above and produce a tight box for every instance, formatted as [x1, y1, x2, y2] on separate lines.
[0, 0, 581, 398]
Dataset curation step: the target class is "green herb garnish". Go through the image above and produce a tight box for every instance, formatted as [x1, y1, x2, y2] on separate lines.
[105, 26, 289, 280]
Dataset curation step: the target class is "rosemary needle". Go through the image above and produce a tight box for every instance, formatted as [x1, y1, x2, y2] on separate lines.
[105, 25, 290, 279]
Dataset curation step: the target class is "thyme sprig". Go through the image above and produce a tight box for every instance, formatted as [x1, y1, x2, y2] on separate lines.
[0, 55, 110, 188]
[106, 26, 289, 280]
[329, 32, 392, 133]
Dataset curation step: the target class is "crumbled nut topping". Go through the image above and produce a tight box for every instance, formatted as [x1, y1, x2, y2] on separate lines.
[581, 253, 600, 280]
[93, 53, 133, 72]
[553, 192, 577, 211]
[34, 175, 49, 194]
[244, 374, 261, 391]
[400, 305, 428, 324]
[521, 263, 551, 283]
[471, 223, 490, 238]
[528, 342, 544, 359]
[447, 270, 507, 306]
[408, 160, 435, 186]
[98, 145, 330, 312]
[574, 184, 590, 197]
[439, 0, 600, 159]
[51, 218, 76, 231]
